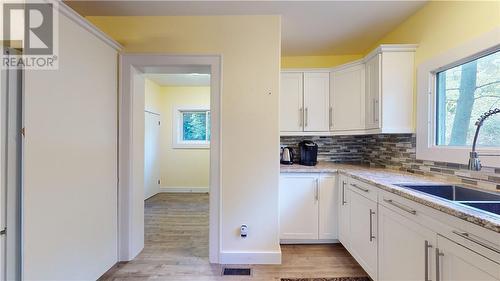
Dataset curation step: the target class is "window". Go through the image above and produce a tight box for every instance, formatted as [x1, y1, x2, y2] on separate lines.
[435, 50, 500, 147]
[173, 106, 210, 148]
[416, 29, 500, 167]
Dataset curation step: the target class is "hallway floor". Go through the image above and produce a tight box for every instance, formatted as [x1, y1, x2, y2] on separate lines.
[100, 193, 367, 281]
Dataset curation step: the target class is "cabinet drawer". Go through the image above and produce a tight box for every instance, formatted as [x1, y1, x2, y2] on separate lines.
[348, 178, 378, 202]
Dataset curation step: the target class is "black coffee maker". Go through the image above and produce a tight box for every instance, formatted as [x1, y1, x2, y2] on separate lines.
[299, 140, 318, 166]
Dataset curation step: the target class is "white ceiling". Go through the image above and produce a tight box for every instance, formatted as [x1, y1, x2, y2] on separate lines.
[144, 73, 211, 86]
[66, 1, 427, 56]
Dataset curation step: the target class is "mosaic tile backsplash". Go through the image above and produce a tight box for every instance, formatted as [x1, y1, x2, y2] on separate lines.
[280, 134, 500, 191]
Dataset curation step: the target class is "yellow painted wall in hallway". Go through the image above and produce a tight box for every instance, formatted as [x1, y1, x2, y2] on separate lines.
[145, 82, 211, 189]
[89, 15, 281, 259]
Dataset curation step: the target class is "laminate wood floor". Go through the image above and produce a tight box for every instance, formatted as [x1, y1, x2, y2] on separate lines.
[100, 193, 367, 281]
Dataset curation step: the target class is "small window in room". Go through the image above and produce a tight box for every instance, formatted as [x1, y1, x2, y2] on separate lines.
[435, 50, 500, 147]
[173, 107, 210, 148]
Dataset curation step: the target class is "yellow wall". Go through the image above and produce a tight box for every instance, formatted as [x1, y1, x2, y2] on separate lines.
[370, 1, 500, 66]
[281, 54, 363, 68]
[90, 16, 281, 258]
[145, 81, 211, 188]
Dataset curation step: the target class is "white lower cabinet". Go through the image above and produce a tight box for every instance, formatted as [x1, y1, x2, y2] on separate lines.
[319, 175, 338, 239]
[279, 173, 338, 242]
[437, 235, 500, 281]
[338, 176, 350, 248]
[349, 188, 378, 279]
[378, 204, 436, 281]
[340, 175, 500, 281]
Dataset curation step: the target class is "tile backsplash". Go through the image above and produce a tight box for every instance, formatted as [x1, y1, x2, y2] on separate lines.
[281, 134, 500, 191]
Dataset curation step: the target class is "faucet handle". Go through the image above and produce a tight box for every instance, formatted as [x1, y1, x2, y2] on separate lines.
[468, 151, 482, 171]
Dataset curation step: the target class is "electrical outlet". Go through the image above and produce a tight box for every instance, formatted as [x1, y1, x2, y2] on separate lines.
[240, 224, 248, 238]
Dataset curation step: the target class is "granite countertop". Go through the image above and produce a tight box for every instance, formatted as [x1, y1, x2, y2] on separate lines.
[281, 162, 500, 233]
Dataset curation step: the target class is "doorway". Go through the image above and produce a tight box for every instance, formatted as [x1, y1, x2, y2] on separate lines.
[118, 55, 221, 263]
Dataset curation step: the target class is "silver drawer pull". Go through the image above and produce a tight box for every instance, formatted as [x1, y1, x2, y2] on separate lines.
[436, 248, 444, 281]
[350, 183, 369, 193]
[452, 231, 500, 254]
[384, 199, 416, 215]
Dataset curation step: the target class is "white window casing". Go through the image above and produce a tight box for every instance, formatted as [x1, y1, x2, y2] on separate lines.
[172, 105, 210, 149]
[416, 27, 500, 168]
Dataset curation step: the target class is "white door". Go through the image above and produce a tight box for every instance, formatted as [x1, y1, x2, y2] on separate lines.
[378, 204, 436, 281]
[331, 64, 365, 131]
[144, 111, 161, 200]
[365, 54, 381, 129]
[318, 175, 338, 240]
[1, 47, 22, 281]
[303, 72, 329, 132]
[437, 235, 500, 281]
[338, 176, 350, 247]
[280, 73, 303, 132]
[279, 175, 319, 240]
[349, 189, 378, 279]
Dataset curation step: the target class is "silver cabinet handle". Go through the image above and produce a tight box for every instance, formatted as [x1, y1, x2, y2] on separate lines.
[369, 209, 375, 241]
[299, 107, 303, 127]
[305, 107, 308, 127]
[373, 99, 377, 123]
[329, 106, 333, 127]
[435, 248, 444, 281]
[452, 231, 500, 254]
[341, 181, 347, 205]
[351, 183, 369, 193]
[383, 199, 416, 215]
[315, 178, 319, 201]
[424, 240, 433, 281]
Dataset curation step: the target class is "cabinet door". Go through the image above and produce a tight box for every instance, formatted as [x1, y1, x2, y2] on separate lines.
[349, 190, 378, 279]
[319, 175, 338, 240]
[280, 73, 303, 132]
[365, 54, 381, 129]
[303, 72, 329, 132]
[331, 64, 365, 131]
[378, 205, 436, 281]
[279, 175, 319, 240]
[437, 235, 500, 281]
[338, 176, 350, 247]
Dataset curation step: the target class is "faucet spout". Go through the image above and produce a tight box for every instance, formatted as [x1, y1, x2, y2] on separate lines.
[468, 108, 500, 171]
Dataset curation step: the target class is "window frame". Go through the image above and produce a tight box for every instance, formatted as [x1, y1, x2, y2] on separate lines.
[172, 105, 210, 149]
[416, 28, 500, 167]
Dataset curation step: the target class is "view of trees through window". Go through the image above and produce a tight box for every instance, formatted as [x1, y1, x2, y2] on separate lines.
[182, 111, 210, 142]
[436, 50, 500, 147]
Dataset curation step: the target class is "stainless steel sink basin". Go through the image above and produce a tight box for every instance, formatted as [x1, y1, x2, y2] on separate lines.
[396, 184, 500, 216]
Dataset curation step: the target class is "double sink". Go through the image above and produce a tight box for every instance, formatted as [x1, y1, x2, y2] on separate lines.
[396, 184, 500, 216]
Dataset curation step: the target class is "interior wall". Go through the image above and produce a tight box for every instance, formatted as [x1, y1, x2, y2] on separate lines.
[144, 80, 211, 189]
[281, 54, 363, 69]
[91, 16, 281, 263]
[23, 13, 118, 280]
[369, 1, 500, 66]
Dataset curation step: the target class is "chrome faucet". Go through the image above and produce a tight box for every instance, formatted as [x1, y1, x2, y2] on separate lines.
[468, 108, 500, 171]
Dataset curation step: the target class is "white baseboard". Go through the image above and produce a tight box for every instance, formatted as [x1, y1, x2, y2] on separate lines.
[219, 250, 282, 264]
[160, 186, 209, 193]
[280, 239, 339, 244]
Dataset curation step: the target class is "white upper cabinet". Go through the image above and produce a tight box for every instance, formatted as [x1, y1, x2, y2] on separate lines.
[280, 44, 416, 136]
[280, 71, 330, 134]
[331, 62, 366, 132]
[303, 72, 330, 132]
[365, 54, 381, 130]
[280, 72, 304, 132]
[365, 45, 416, 133]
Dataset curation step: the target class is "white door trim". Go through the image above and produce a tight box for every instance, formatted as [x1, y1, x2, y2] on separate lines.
[119, 54, 222, 263]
